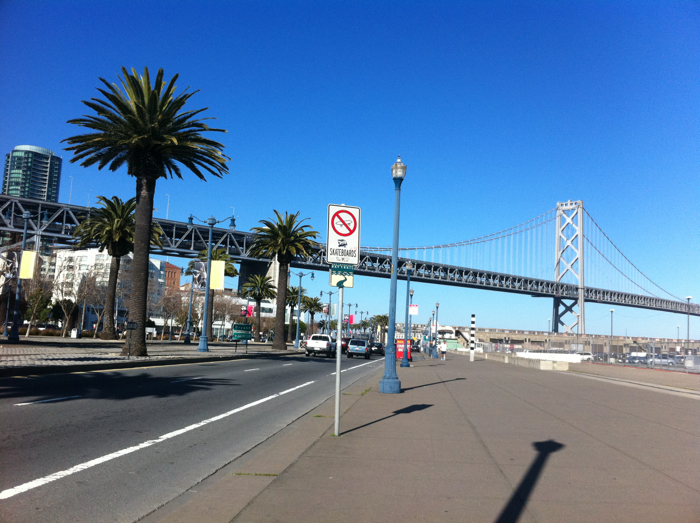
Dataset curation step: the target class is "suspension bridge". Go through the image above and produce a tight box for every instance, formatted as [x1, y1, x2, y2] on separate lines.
[0, 195, 696, 335]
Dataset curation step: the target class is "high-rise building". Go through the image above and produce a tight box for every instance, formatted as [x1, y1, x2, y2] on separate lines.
[3, 145, 62, 202]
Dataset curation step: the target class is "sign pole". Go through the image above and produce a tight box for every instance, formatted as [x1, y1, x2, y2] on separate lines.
[334, 286, 344, 436]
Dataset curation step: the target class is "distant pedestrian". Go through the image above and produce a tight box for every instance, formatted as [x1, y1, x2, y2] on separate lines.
[440, 340, 447, 360]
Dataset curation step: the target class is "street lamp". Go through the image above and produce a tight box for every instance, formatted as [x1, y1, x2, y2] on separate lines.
[433, 302, 440, 359]
[8, 211, 31, 342]
[686, 296, 692, 353]
[188, 213, 236, 352]
[291, 270, 314, 349]
[677, 325, 680, 340]
[408, 289, 414, 352]
[431, 310, 435, 356]
[610, 309, 614, 359]
[380, 155, 406, 394]
[320, 290, 337, 335]
[401, 262, 413, 367]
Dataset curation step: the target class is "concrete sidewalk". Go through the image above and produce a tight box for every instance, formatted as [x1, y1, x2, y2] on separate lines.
[145, 353, 700, 523]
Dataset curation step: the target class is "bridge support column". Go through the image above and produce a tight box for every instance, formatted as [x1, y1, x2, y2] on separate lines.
[554, 200, 585, 334]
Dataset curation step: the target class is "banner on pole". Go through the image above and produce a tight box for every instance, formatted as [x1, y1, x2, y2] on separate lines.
[210, 260, 225, 290]
[19, 251, 37, 279]
[409, 304, 419, 316]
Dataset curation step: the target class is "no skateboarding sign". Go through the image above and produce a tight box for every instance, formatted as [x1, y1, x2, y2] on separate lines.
[327, 204, 360, 265]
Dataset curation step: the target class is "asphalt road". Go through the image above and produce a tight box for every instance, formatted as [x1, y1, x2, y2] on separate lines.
[0, 353, 386, 523]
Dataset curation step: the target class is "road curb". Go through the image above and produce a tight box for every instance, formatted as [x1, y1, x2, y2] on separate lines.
[0, 351, 305, 378]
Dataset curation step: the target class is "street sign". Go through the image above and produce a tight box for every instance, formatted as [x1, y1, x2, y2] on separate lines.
[232, 323, 253, 340]
[326, 204, 361, 265]
[409, 304, 419, 316]
[330, 262, 354, 288]
[126, 322, 138, 330]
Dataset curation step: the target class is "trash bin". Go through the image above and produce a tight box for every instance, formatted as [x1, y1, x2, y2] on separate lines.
[70, 328, 78, 339]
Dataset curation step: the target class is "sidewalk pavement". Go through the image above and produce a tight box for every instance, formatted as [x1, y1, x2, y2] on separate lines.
[142, 353, 700, 523]
[0, 336, 302, 376]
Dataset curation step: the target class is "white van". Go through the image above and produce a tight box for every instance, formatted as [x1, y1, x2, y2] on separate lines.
[577, 352, 593, 362]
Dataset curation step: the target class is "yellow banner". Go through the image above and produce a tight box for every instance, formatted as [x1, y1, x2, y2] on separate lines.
[210, 260, 225, 290]
[19, 251, 37, 279]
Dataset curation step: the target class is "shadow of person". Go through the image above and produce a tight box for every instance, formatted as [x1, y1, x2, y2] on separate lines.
[494, 439, 565, 523]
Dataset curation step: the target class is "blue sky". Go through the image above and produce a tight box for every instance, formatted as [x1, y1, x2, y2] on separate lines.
[1, 1, 698, 339]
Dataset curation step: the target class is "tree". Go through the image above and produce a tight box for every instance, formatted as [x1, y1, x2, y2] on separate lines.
[249, 211, 319, 350]
[22, 256, 53, 337]
[241, 274, 277, 342]
[286, 285, 305, 343]
[159, 288, 183, 340]
[302, 296, 323, 336]
[63, 67, 229, 356]
[373, 314, 389, 343]
[72, 195, 163, 339]
[187, 249, 238, 338]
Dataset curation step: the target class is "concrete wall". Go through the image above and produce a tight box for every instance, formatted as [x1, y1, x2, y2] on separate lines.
[483, 352, 569, 371]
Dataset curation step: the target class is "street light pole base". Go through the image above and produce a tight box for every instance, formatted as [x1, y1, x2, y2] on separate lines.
[400, 360, 410, 368]
[379, 377, 402, 394]
[197, 336, 209, 352]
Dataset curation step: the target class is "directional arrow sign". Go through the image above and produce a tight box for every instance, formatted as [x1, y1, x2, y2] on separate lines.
[326, 204, 360, 265]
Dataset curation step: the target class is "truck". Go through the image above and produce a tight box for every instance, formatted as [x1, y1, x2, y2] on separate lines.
[305, 334, 337, 358]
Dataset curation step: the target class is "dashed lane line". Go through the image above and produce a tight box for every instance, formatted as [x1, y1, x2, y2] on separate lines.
[14, 396, 82, 406]
[171, 377, 202, 384]
[0, 381, 316, 499]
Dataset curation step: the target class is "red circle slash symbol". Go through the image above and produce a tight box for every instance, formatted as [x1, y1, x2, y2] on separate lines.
[331, 210, 357, 237]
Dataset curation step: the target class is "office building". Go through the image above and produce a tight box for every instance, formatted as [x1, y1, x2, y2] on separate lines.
[3, 145, 62, 202]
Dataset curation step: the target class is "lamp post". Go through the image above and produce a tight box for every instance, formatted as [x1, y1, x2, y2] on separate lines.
[677, 325, 680, 340]
[188, 213, 236, 352]
[686, 296, 692, 354]
[610, 309, 614, 360]
[432, 302, 440, 358]
[291, 270, 314, 349]
[431, 310, 435, 356]
[401, 262, 413, 367]
[320, 290, 337, 335]
[408, 289, 414, 351]
[8, 211, 31, 342]
[380, 156, 407, 394]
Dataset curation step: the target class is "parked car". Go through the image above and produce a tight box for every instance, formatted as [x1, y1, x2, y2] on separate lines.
[371, 342, 385, 355]
[577, 352, 593, 362]
[305, 334, 336, 358]
[626, 355, 645, 364]
[347, 339, 371, 359]
[652, 353, 678, 367]
[341, 337, 351, 354]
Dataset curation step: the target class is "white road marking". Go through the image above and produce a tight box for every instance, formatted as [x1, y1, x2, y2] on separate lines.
[14, 396, 82, 406]
[244, 368, 259, 372]
[331, 358, 384, 375]
[171, 377, 202, 383]
[0, 381, 316, 499]
[283, 364, 293, 366]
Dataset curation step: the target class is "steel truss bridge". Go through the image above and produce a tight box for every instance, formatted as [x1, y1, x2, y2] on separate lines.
[0, 195, 697, 332]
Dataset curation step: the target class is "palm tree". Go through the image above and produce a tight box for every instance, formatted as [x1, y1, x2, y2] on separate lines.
[63, 67, 229, 356]
[187, 249, 238, 339]
[286, 285, 305, 343]
[241, 274, 277, 342]
[302, 296, 323, 336]
[249, 211, 319, 350]
[72, 196, 163, 339]
[373, 314, 389, 343]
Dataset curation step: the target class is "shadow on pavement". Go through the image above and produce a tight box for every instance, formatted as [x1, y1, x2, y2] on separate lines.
[341, 404, 433, 436]
[494, 439, 565, 523]
[0, 371, 238, 402]
[401, 378, 466, 391]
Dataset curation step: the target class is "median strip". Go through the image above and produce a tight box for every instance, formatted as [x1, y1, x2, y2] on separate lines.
[0, 381, 316, 499]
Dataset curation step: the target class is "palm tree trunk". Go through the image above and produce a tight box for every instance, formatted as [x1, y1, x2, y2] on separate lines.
[310, 313, 315, 335]
[102, 255, 121, 340]
[122, 176, 155, 356]
[272, 261, 289, 350]
[255, 297, 262, 342]
[207, 289, 215, 339]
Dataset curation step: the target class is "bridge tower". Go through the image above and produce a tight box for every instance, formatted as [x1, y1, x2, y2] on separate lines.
[553, 200, 585, 334]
